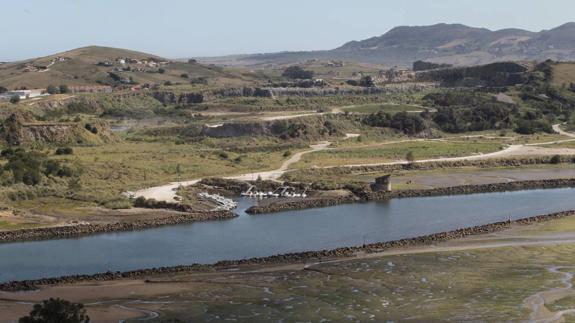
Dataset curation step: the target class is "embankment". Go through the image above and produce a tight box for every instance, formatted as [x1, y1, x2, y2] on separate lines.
[0, 210, 235, 243]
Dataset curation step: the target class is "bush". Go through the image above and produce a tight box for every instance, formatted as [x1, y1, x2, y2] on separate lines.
[364, 111, 426, 135]
[218, 151, 229, 159]
[46, 85, 60, 95]
[358, 75, 375, 87]
[59, 84, 69, 94]
[1, 149, 75, 186]
[158, 68, 165, 74]
[55, 147, 74, 155]
[18, 298, 89, 323]
[84, 123, 99, 134]
[282, 66, 314, 80]
[550, 155, 562, 164]
[406, 151, 415, 162]
[10, 95, 20, 104]
[101, 197, 132, 210]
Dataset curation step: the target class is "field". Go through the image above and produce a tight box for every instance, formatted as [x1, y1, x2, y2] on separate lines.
[282, 164, 575, 190]
[552, 62, 575, 87]
[292, 140, 504, 168]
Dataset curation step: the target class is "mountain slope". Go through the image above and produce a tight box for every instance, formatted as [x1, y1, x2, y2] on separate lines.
[0, 46, 256, 89]
[227, 23, 575, 67]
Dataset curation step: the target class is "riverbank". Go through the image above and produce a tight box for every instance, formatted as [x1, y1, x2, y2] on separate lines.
[0, 210, 235, 243]
[246, 178, 575, 214]
[2, 208, 575, 292]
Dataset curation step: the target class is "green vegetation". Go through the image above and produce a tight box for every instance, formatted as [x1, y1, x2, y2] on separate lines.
[281, 66, 314, 80]
[363, 111, 426, 135]
[19, 298, 89, 323]
[0, 148, 75, 186]
[294, 140, 503, 168]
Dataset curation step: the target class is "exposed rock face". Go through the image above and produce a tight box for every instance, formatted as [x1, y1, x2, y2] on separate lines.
[151, 91, 204, 105]
[3, 112, 115, 146]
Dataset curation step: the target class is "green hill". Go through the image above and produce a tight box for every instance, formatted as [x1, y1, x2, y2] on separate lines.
[0, 46, 257, 89]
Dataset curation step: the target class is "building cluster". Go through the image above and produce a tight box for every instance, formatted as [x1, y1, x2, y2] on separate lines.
[0, 89, 47, 101]
[21, 56, 70, 73]
[377, 68, 417, 83]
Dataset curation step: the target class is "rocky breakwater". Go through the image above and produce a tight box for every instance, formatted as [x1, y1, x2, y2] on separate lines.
[3, 209, 574, 292]
[246, 178, 575, 214]
[0, 210, 236, 243]
[246, 196, 357, 215]
[367, 178, 575, 200]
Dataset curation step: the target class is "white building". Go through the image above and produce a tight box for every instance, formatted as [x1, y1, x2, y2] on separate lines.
[0, 89, 47, 101]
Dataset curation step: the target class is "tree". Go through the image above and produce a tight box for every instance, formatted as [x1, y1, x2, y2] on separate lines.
[59, 84, 69, 94]
[158, 68, 166, 74]
[358, 75, 375, 87]
[19, 298, 89, 323]
[406, 151, 415, 163]
[10, 95, 20, 104]
[550, 155, 562, 164]
[0, 86, 7, 93]
[46, 85, 60, 95]
[282, 66, 314, 80]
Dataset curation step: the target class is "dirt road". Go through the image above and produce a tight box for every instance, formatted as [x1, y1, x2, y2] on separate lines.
[132, 125, 575, 202]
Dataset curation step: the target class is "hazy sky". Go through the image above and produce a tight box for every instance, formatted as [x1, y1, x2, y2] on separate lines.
[2, 0, 574, 61]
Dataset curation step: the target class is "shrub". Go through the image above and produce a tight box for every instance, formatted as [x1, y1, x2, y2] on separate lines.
[18, 298, 89, 323]
[10, 95, 20, 104]
[218, 151, 229, 159]
[282, 66, 314, 80]
[55, 147, 74, 155]
[550, 155, 562, 164]
[59, 84, 69, 94]
[101, 197, 132, 210]
[46, 85, 60, 95]
[358, 75, 375, 87]
[406, 151, 415, 162]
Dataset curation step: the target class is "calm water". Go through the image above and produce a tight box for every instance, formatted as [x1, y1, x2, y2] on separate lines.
[1, 188, 575, 282]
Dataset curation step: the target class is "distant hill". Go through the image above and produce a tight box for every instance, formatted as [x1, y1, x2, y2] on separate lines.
[0, 46, 256, 89]
[211, 23, 575, 67]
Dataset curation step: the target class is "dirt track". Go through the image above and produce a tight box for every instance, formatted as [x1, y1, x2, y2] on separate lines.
[132, 125, 575, 202]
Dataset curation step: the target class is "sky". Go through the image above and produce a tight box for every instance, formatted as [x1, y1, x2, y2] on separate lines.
[2, 0, 575, 61]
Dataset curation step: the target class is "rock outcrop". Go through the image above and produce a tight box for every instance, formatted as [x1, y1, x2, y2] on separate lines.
[2, 112, 115, 146]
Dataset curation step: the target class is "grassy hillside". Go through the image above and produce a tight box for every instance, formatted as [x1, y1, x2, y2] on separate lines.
[551, 62, 575, 87]
[0, 46, 259, 89]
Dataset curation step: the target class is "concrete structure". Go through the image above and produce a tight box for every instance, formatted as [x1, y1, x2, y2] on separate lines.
[371, 175, 392, 192]
[0, 89, 46, 101]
